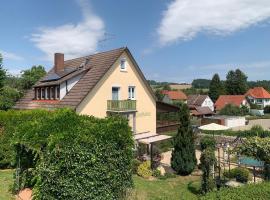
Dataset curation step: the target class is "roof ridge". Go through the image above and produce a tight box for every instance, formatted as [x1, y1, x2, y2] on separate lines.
[63, 47, 126, 63]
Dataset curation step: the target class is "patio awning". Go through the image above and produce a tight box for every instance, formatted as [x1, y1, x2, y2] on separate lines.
[134, 132, 158, 140]
[199, 123, 229, 131]
[138, 135, 172, 145]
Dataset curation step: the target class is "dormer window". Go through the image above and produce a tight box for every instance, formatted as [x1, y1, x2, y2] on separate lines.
[120, 58, 127, 71]
[34, 85, 60, 100]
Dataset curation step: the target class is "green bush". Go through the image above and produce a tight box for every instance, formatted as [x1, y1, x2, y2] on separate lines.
[219, 104, 249, 116]
[137, 161, 152, 179]
[132, 159, 142, 174]
[264, 106, 270, 114]
[203, 125, 270, 138]
[223, 167, 250, 183]
[152, 169, 161, 178]
[200, 182, 270, 200]
[200, 136, 216, 151]
[0, 109, 134, 199]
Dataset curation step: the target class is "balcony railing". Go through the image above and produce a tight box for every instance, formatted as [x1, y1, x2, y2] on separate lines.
[107, 100, 136, 112]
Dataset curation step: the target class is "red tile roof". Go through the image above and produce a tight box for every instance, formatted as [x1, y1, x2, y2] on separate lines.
[245, 87, 270, 99]
[161, 90, 187, 100]
[215, 95, 246, 111]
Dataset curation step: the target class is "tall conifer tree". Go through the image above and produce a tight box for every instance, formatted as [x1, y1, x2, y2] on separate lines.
[171, 103, 196, 175]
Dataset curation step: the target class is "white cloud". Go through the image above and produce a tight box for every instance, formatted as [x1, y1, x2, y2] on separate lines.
[31, 0, 105, 60]
[0, 50, 23, 61]
[158, 0, 270, 45]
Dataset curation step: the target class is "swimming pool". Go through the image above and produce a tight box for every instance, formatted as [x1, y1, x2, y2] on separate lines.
[239, 156, 264, 167]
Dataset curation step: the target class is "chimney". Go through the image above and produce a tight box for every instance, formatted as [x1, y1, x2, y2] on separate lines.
[54, 53, 64, 72]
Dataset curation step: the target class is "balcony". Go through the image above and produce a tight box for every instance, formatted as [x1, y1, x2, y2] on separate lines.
[107, 100, 136, 112]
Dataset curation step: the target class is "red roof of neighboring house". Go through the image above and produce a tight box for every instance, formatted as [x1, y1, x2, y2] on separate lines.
[161, 90, 187, 100]
[215, 95, 246, 111]
[245, 87, 270, 99]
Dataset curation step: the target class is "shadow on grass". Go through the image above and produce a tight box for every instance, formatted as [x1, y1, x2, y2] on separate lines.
[187, 181, 201, 195]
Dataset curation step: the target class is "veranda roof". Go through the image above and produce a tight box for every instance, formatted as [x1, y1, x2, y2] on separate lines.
[134, 132, 158, 140]
[199, 123, 229, 131]
[138, 135, 172, 144]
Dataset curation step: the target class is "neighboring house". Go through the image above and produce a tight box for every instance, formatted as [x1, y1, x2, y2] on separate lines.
[245, 87, 270, 108]
[15, 47, 157, 133]
[161, 90, 187, 104]
[187, 95, 214, 111]
[187, 95, 214, 117]
[215, 95, 249, 111]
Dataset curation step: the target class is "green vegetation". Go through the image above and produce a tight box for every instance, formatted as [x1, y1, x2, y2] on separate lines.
[130, 175, 200, 200]
[264, 106, 270, 114]
[0, 53, 46, 110]
[202, 125, 270, 138]
[200, 136, 216, 151]
[199, 137, 216, 194]
[0, 109, 133, 199]
[192, 79, 211, 89]
[219, 104, 249, 116]
[236, 136, 270, 180]
[200, 181, 270, 200]
[209, 74, 225, 102]
[171, 103, 196, 175]
[223, 168, 250, 183]
[225, 69, 248, 95]
[0, 170, 14, 200]
[137, 161, 152, 179]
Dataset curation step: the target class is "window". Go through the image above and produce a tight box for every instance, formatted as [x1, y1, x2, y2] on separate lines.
[120, 58, 127, 71]
[128, 86, 135, 100]
[46, 87, 50, 99]
[257, 99, 263, 103]
[56, 86, 60, 99]
[51, 87, 55, 99]
[41, 88, 45, 99]
[112, 87, 120, 100]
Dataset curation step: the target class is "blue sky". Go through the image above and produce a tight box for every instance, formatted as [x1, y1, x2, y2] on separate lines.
[1, 0, 270, 83]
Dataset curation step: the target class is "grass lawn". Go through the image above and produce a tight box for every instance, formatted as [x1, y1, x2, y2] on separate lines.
[129, 175, 201, 200]
[0, 170, 14, 200]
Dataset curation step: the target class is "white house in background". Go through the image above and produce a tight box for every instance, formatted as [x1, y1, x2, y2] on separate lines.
[245, 87, 270, 108]
[187, 95, 214, 111]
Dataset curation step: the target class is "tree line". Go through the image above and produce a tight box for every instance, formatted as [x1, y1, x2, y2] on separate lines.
[208, 69, 249, 102]
[0, 53, 46, 110]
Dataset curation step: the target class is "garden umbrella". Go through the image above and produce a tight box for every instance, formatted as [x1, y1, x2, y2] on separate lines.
[199, 123, 229, 131]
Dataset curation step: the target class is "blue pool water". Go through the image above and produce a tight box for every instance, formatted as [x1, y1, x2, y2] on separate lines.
[239, 157, 264, 167]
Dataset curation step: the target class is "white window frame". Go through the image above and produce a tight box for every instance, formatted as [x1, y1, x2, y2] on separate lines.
[120, 58, 127, 71]
[128, 86, 136, 100]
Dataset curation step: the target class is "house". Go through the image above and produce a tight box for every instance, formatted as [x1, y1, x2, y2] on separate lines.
[245, 87, 270, 108]
[215, 95, 249, 111]
[161, 90, 187, 104]
[187, 95, 214, 111]
[14, 47, 157, 133]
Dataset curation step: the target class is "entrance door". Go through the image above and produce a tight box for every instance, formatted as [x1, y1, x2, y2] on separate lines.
[112, 87, 119, 100]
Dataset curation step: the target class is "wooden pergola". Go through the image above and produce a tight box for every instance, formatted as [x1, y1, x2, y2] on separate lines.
[134, 132, 172, 169]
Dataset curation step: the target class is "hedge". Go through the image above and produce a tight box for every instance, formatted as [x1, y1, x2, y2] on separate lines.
[0, 109, 134, 199]
[200, 182, 270, 200]
[202, 125, 270, 138]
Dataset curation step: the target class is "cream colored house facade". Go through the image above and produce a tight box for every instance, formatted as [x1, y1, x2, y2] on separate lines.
[77, 51, 156, 133]
[15, 47, 156, 133]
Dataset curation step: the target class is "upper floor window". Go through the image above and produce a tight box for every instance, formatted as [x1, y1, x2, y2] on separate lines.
[128, 86, 135, 100]
[34, 85, 60, 100]
[120, 58, 127, 71]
